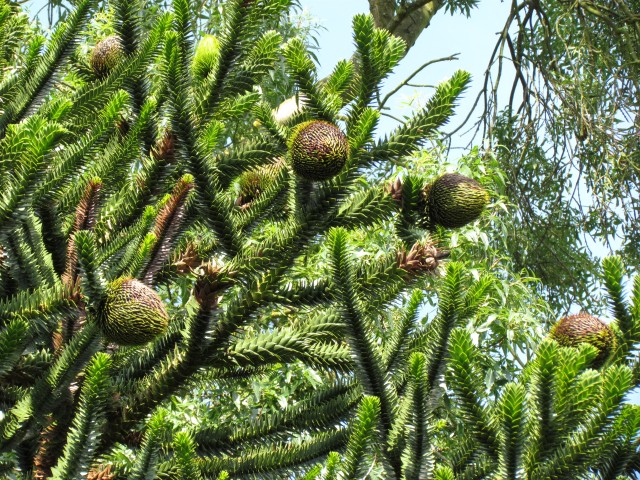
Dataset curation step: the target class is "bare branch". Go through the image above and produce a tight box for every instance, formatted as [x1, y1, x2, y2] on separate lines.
[379, 54, 459, 109]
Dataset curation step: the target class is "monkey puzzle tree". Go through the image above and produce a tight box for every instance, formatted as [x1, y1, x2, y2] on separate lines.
[0, 0, 638, 478]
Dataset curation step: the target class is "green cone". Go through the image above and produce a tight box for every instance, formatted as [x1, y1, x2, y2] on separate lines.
[288, 120, 349, 181]
[236, 164, 277, 206]
[425, 173, 489, 228]
[192, 34, 220, 80]
[98, 277, 169, 345]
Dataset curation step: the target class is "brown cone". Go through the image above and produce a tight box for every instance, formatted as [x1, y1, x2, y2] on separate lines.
[386, 177, 403, 203]
[398, 241, 449, 277]
[193, 262, 235, 309]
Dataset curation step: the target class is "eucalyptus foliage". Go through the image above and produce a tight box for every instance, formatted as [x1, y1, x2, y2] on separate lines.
[0, 0, 638, 478]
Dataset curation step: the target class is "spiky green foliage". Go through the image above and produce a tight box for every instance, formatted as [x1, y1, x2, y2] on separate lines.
[129, 409, 170, 480]
[308, 256, 640, 478]
[0, 1, 475, 473]
[0, 0, 636, 478]
[49, 353, 111, 479]
[603, 255, 640, 359]
[338, 396, 381, 478]
[0, 0, 97, 133]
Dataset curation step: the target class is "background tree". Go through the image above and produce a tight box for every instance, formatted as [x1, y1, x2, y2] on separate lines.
[1, 0, 638, 478]
[467, 0, 640, 312]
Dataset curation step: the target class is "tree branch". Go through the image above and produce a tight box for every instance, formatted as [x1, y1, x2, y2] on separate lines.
[379, 54, 459, 109]
[368, 0, 395, 28]
[386, 0, 442, 49]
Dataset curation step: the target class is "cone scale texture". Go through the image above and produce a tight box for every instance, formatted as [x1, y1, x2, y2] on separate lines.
[90, 36, 123, 79]
[288, 120, 349, 181]
[550, 312, 616, 366]
[425, 173, 489, 228]
[98, 278, 169, 345]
